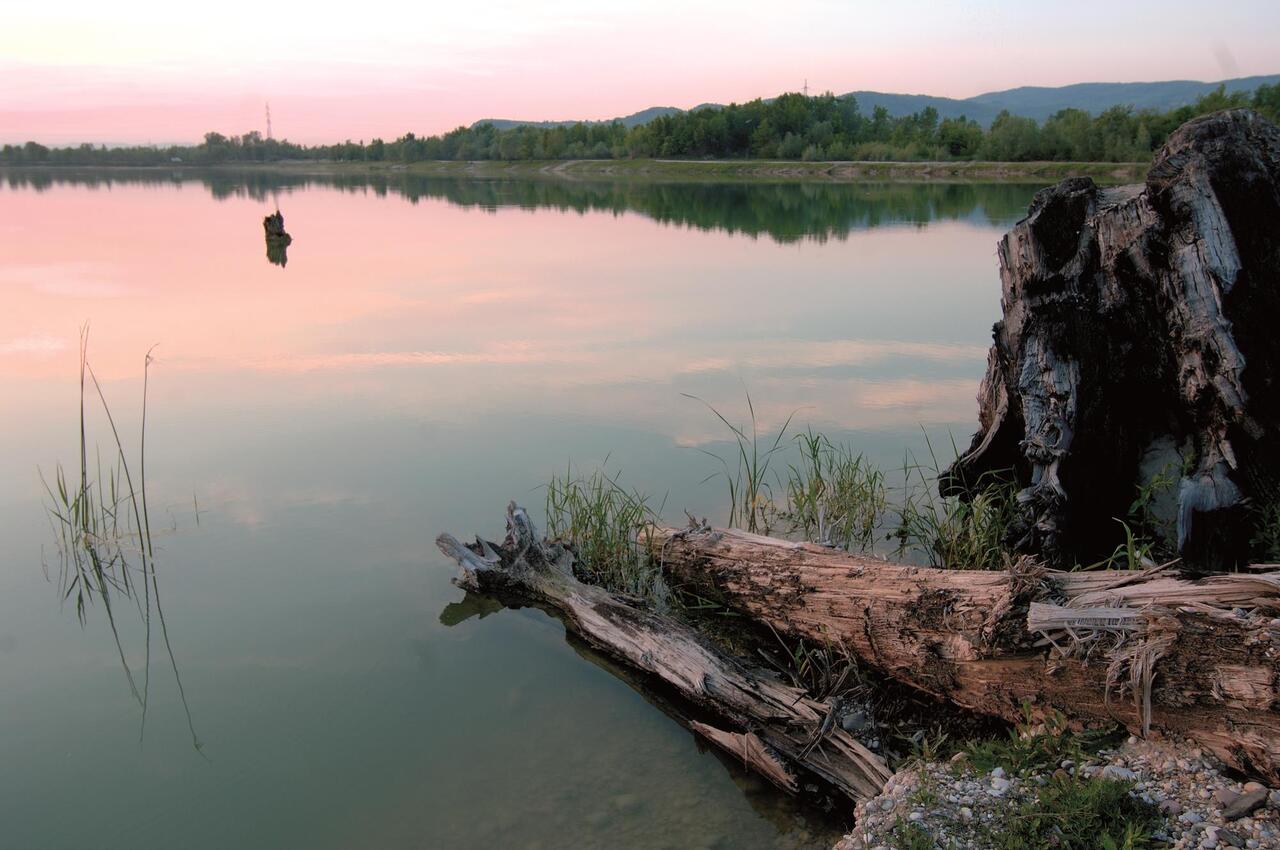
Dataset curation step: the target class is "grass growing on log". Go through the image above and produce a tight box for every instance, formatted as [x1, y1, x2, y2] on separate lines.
[544, 464, 669, 604]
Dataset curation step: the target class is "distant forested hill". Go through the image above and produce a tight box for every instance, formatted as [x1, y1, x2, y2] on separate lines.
[6, 77, 1279, 167]
[475, 106, 682, 131]
[963, 75, 1280, 122]
[482, 75, 1280, 130]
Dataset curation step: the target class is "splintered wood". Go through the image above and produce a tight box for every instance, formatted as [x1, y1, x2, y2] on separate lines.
[651, 524, 1280, 782]
[436, 504, 892, 804]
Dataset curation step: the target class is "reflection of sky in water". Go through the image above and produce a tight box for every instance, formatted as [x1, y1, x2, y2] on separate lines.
[0, 176, 1038, 850]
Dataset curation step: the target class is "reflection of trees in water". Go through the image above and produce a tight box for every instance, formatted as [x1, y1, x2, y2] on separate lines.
[5, 169, 1040, 244]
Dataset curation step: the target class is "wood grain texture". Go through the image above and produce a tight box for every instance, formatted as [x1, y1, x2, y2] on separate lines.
[651, 524, 1280, 782]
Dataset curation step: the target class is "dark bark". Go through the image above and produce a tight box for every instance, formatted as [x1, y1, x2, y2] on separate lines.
[944, 109, 1280, 569]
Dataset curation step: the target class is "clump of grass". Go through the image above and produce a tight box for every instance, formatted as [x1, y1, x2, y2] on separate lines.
[1088, 518, 1160, 570]
[963, 702, 1116, 777]
[987, 774, 1163, 850]
[889, 818, 937, 850]
[683, 392, 795, 534]
[40, 327, 201, 752]
[779, 428, 886, 551]
[756, 624, 863, 702]
[1128, 462, 1180, 550]
[1250, 498, 1280, 562]
[906, 726, 954, 763]
[545, 464, 669, 605]
[892, 434, 1020, 570]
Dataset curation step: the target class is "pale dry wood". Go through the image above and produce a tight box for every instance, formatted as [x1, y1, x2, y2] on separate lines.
[689, 723, 798, 792]
[651, 524, 1280, 782]
[435, 504, 892, 804]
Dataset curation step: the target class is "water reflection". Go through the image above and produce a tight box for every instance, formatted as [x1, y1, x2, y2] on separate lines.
[437, 592, 846, 848]
[41, 331, 202, 752]
[438, 590, 505, 626]
[2, 167, 1036, 244]
[0, 172, 1037, 850]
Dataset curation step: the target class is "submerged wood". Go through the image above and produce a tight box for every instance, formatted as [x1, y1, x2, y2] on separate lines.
[943, 109, 1280, 568]
[651, 524, 1280, 782]
[435, 503, 892, 803]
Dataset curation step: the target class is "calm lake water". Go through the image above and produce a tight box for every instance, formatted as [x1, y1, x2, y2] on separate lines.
[0, 171, 1040, 850]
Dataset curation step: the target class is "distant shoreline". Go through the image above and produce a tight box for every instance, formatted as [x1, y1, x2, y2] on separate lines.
[2, 158, 1147, 184]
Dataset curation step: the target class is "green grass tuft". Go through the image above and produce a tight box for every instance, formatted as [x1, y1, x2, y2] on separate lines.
[890, 818, 939, 850]
[544, 464, 669, 605]
[892, 432, 1020, 570]
[963, 704, 1116, 777]
[988, 775, 1164, 850]
[683, 392, 795, 534]
[779, 428, 886, 551]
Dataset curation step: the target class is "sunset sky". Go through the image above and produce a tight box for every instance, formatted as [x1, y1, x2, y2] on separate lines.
[4, 0, 1279, 145]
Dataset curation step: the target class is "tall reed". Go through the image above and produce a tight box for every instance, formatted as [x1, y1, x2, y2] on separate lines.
[40, 327, 201, 751]
[683, 392, 795, 534]
[891, 431, 1019, 570]
[780, 428, 887, 551]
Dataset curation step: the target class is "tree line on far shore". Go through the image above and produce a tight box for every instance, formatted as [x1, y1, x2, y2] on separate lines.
[5, 84, 1278, 168]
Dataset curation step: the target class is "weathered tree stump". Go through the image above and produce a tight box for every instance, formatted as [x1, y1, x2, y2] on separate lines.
[944, 109, 1280, 569]
[263, 210, 292, 267]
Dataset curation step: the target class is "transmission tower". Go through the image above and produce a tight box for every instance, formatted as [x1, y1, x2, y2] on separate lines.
[265, 103, 273, 140]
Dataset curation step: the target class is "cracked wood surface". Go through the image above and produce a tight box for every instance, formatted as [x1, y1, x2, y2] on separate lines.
[944, 109, 1280, 569]
[651, 524, 1280, 783]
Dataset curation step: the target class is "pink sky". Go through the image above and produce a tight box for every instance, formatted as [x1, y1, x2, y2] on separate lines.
[4, 0, 1279, 145]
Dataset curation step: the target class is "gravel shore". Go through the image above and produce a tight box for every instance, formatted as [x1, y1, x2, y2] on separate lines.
[837, 738, 1280, 850]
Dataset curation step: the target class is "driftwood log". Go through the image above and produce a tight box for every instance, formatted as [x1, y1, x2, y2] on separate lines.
[435, 504, 892, 804]
[651, 525, 1280, 782]
[944, 109, 1280, 569]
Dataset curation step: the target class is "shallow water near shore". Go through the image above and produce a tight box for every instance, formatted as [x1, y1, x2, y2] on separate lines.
[0, 171, 1040, 850]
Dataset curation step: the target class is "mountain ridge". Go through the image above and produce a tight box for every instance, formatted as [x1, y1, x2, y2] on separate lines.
[474, 74, 1280, 130]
